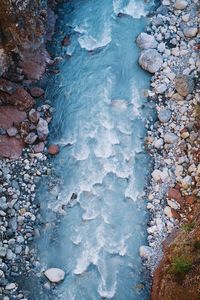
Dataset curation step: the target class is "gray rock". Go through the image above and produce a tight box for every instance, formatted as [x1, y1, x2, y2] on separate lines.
[37, 118, 49, 141]
[7, 127, 18, 137]
[136, 33, 157, 50]
[0, 247, 7, 258]
[139, 49, 163, 73]
[44, 268, 65, 283]
[24, 132, 38, 145]
[164, 133, 178, 144]
[174, 0, 188, 10]
[184, 27, 198, 38]
[158, 108, 171, 123]
[139, 245, 154, 260]
[174, 75, 194, 97]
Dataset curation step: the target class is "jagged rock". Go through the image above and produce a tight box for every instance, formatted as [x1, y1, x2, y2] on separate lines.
[0, 136, 25, 158]
[174, 0, 188, 10]
[139, 49, 163, 73]
[44, 268, 65, 283]
[174, 75, 194, 97]
[0, 79, 35, 110]
[37, 118, 49, 141]
[136, 33, 157, 50]
[0, 106, 27, 129]
[158, 108, 171, 123]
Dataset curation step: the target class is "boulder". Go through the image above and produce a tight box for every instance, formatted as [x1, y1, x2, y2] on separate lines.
[139, 49, 163, 73]
[44, 268, 65, 283]
[24, 132, 38, 145]
[164, 206, 173, 218]
[136, 33, 157, 50]
[158, 108, 171, 123]
[168, 188, 183, 203]
[7, 127, 18, 137]
[164, 133, 178, 144]
[174, 75, 194, 97]
[30, 87, 45, 98]
[0, 136, 25, 159]
[37, 118, 49, 141]
[174, 0, 188, 9]
[184, 27, 198, 38]
[0, 48, 8, 76]
[29, 109, 40, 124]
[33, 142, 45, 153]
[0, 106, 27, 129]
[48, 144, 60, 155]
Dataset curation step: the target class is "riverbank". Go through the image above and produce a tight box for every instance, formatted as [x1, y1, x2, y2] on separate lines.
[137, 0, 200, 298]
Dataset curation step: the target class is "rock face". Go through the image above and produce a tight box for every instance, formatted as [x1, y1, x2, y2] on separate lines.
[0, 106, 26, 129]
[0, 136, 25, 159]
[44, 268, 65, 283]
[136, 33, 157, 50]
[174, 75, 194, 97]
[139, 49, 163, 73]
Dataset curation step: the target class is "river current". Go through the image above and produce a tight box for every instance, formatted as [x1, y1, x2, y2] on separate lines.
[36, 0, 155, 299]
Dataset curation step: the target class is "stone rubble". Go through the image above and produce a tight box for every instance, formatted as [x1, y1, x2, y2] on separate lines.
[137, 0, 200, 272]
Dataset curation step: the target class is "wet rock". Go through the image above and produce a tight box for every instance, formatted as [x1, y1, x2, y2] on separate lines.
[7, 127, 18, 137]
[0, 79, 35, 111]
[174, 75, 194, 97]
[139, 49, 163, 73]
[28, 109, 40, 124]
[183, 27, 198, 38]
[139, 246, 154, 260]
[30, 87, 45, 98]
[164, 133, 178, 144]
[0, 106, 27, 130]
[24, 132, 38, 145]
[44, 268, 65, 283]
[136, 33, 157, 50]
[48, 144, 59, 155]
[37, 118, 49, 141]
[158, 108, 171, 123]
[0, 136, 25, 159]
[174, 0, 188, 10]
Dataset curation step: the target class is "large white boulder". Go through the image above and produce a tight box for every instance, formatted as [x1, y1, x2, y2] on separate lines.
[174, 0, 188, 10]
[139, 49, 163, 73]
[136, 33, 157, 50]
[44, 268, 65, 283]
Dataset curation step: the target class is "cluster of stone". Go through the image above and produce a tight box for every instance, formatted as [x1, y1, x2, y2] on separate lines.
[137, 0, 199, 270]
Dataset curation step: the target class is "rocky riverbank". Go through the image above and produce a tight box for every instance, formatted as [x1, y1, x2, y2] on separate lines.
[137, 0, 200, 298]
[0, 1, 64, 299]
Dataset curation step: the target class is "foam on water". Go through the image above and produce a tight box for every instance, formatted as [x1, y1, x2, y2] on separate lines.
[113, 0, 147, 19]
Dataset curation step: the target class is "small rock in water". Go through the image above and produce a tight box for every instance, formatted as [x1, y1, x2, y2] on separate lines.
[139, 49, 163, 73]
[136, 32, 157, 50]
[44, 268, 65, 283]
[158, 108, 171, 123]
[48, 144, 60, 155]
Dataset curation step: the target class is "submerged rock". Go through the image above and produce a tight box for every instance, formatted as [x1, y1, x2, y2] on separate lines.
[48, 144, 60, 155]
[44, 268, 65, 283]
[139, 49, 163, 73]
[136, 33, 157, 50]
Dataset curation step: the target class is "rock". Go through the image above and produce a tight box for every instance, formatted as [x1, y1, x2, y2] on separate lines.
[48, 144, 60, 155]
[184, 27, 198, 38]
[24, 132, 38, 145]
[30, 87, 45, 98]
[0, 79, 35, 111]
[139, 246, 154, 260]
[28, 109, 40, 124]
[164, 206, 173, 218]
[44, 268, 65, 283]
[185, 195, 196, 205]
[174, 75, 194, 97]
[139, 49, 163, 73]
[155, 83, 167, 94]
[179, 175, 192, 188]
[154, 138, 164, 149]
[33, 142, 45, 153]
[0, 48, 8, 76]
[0, 106, 27, 130]
[0, 247, 7, 257]
[0, 136, 25, 159]
[168, 188, 182, 203]
[152, 169, 168, 182]
[7, 127, 18, 137]
[158, 108, 171, 123]
[5, 283, 17, 290]
[174, 0, 188, 9]
[167, 200, 179, 210]
[37, 118, 49, 141]
[164, 133, 178, 144]
[136, 33, 157, 50]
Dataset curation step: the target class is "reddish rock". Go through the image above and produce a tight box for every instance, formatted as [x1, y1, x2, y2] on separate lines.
[33, 142, 45, 153]
[30, 87, 45, 98]
[0, 136, 25, 159]
[0, 79, 35, 111]
[185, 195, 196, 205]
[168, 188, 183, 204]
[0, 106, 27, 129]
[48, 144, 59, 155]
